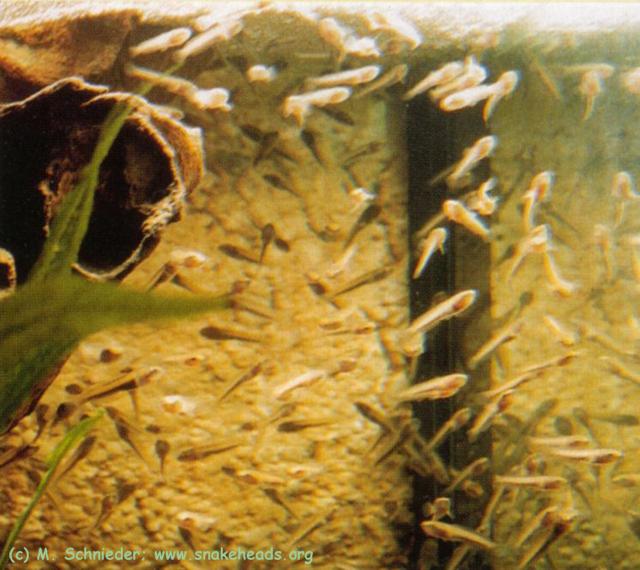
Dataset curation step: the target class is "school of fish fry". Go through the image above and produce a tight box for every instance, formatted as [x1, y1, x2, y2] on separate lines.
[1, 2, 640, 569]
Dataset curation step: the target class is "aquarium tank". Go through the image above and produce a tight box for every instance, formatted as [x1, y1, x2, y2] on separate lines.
[1, 1, 639, 568]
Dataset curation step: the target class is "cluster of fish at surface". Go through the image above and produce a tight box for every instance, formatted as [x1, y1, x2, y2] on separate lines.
[3, 2, 640, 569]
[405, 58, 640, 570]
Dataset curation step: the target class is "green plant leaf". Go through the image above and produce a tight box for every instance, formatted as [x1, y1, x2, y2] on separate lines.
[0, 275, 229, 434]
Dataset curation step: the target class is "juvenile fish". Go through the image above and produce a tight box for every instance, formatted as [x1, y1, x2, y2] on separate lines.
[522, 171, 554, 232]
[273, 369, 326, 398]
[114, 423, 146, 463]
[282, 87, 352, 125]
[52, 402, 77, 427]
[542, 251, 578, 297]
[494, 475, 567, 490]
[77, 368, 158, 403]
[55, 435, 97, 481]
[444, 457, 490, 494]
[328, 266, 391, 299]
[286, 510, 334, 549]
[173, 18, 243, 62]
[259, 224, 276, 263]
[344, 203, 382, 248]
[467, 319, 522, 370]
[612, 171, 640, 200]
[403, 61, 464, 101]
[155, 439, 170, 475]
[374, 423, 412, 465]
[177, 440, 243, 462]
[94, 495, 115, 529]
[218, 244, 260, 263]
[441, 71, 519, 122]
[546, 447, 622, 464]
[277, 418, 333, 432]
[300, 130, 323, 164]
[443, 200, 490, 240]
[354, 401, 393, 432]
[507, 224, 550, 282]
[413, 228, 447, 279]
[420, 521, 496, 550]
[317, 17, 350, 53]
[0, 444, 37, 469]
[199, 325, 261, 343]
[125, 64, 231, 111]
[354, 64, 408, 99]
[430, 56, 488, 102]
[468, 391, 513, 442]
[408, 289, 477, 334]
[445, 136, 497, 189]
[425, 408, 473, 452]
[522, 351, 577, 374]
[467, 178, 499, 216]
[516, 509, 576, 569]
[33, 403, 49, 442]
[129, 28, 192, 58]
[579, 69, 607, 120]
[424, 497, 452, 520]
[304, 65, 380, 89]
[246, 64, 277, 83]
[480, 370, 542, 399]
[218, 362, 263, 402]
[364, 12, 423, 50]
[513, 505, 559, 548]
[396, 373, 467, 403]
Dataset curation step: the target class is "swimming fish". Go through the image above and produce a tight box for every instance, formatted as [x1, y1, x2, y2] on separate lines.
[395, 373, 468, 403]
[443, 200, 490, 240]
[354, 64, 408, 98]
[282, 87, 352, 125]
[468, 391, 513, 441]
[413, 228, 447, 279]
[430, 56, 488, 102]
[403, 61, 464, 101]
[507, 224, 550, 282]
[522, 171, 554, 233]
[444, 457, 490, 494]
[408, 290, 477, 334]
[420, 521, 496, 550]
[304, 65, 380, 89]
[467, 319, 522, 370]
[440, 70, 519, 122]
[494, 475, 567, 490]
[545, 447, 622, 464]
[155, 439, 170, 475]
[129, 28, 192, 58]
[444, 136, 497, 189]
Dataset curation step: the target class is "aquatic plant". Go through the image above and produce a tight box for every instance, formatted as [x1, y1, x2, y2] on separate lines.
[0, 409, 105, 569]
[0, 96, 229, 435]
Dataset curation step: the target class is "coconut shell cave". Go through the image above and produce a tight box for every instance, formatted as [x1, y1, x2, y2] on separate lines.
[0, 76, 203, 282]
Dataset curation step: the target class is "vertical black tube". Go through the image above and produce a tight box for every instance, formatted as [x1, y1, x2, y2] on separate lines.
[406, 95, 492, 569]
